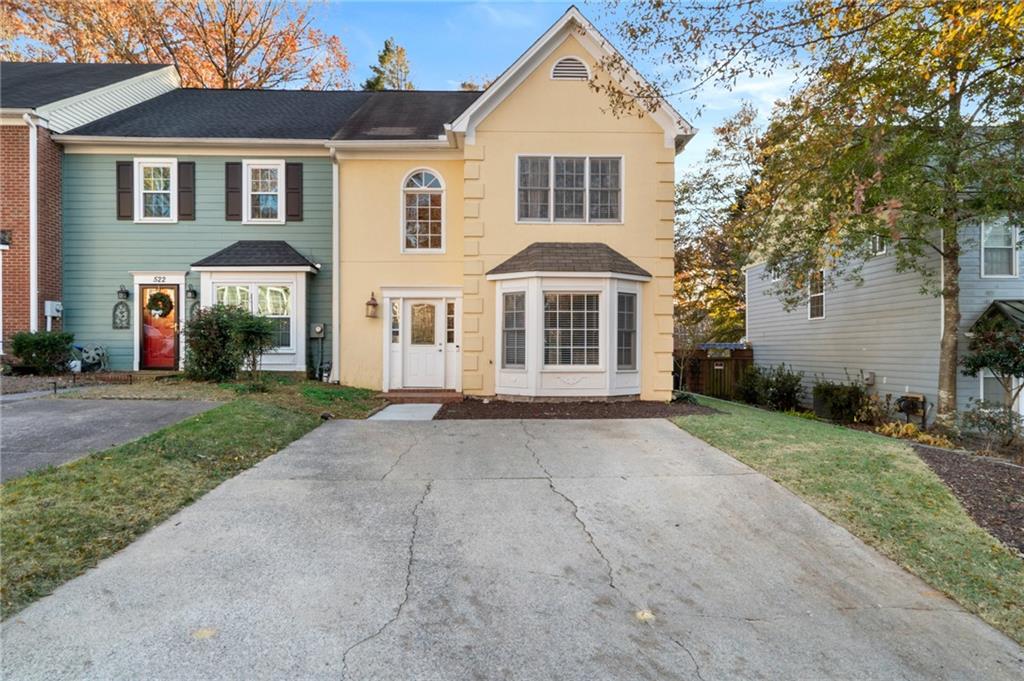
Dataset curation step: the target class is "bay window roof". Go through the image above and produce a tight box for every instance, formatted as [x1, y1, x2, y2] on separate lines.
[486, 242, 651, 279]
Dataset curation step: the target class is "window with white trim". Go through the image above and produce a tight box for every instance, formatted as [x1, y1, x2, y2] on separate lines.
[808, 270, 825, 320]
[215, 282, 293, 351]
[980, 371, 1019, 409]
[134, 158, 176, 222]
[502, 292, 526, 368]
[243, 160, 285, 224]
[871, 235, 887, 256]
[617, 292, 637, 370]
[517, 156, 622, 223]
[981, 221, 1017, 277]
[403, 170, 444, 251]
[446, 301, 455, 344]
[391, 301, 400, 343]
[544, 293, 599, 365]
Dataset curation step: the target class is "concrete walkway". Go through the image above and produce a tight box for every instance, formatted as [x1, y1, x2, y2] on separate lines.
[1, 398, 218, 481]
[2, 419, 1021, 680]
[369, 403, 443, 420]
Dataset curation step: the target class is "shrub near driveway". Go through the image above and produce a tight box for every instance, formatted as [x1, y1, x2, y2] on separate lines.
[675, 397, 1024, 646]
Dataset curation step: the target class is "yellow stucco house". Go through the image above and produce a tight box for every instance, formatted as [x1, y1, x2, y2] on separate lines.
[329, 7, 694, 401]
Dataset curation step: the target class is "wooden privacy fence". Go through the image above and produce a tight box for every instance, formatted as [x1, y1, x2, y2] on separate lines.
[679, 344, 753, 400]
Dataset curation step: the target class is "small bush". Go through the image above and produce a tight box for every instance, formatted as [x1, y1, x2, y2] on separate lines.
[230, 314, 276, 381]
[184, 306, 249, 381]
[812, 379, 867, 424]
[735, 364, 804, 411]
[671, 390, 699, 404]
[9, 331, 74, 375]
[857, 393, 896, 426]
[876, 421, 955, 449]
[960, 398, 1023, 452]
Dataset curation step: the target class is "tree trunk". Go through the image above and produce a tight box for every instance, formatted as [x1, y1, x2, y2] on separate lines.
[936, 242, 961, 426]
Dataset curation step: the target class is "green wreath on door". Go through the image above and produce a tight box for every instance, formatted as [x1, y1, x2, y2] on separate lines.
[146, 291, 175, 318]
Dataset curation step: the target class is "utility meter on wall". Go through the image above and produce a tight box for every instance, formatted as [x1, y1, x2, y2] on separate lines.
[309, 323, 325, 339]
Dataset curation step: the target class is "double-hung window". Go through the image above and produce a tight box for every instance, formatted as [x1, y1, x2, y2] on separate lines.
[871, 235, 887, 256]
[517, 156, 622, 223]
[981, 221, 1018, 277]
[134, 158, 176, 222]
[616, 292, 637, 370]
[544, 293, 599, 365]
[243, 160, 285, 224]
[808, 270, 825, 320]
[215, 282, 293, 351]
[502, 292, 526, 368]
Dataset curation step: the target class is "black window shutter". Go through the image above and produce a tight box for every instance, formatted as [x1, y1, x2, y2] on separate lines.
[178, 162, 195, 220]
[225, 162, 242, 221]
[116, 161, 133, 220]
[285, 162, 303, 221]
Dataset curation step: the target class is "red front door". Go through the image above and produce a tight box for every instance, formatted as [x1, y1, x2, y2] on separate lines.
[140, 285, 179, 369]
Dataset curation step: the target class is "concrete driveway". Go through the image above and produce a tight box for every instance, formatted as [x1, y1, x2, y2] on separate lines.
[2, 419, 1021, 680]
[1, 398, 218, 481]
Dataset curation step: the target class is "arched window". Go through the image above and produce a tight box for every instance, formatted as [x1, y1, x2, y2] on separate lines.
[403, 170, 444, 251]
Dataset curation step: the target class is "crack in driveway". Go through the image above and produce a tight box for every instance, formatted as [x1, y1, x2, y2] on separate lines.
[340, 480, 432, 679]
[519, 420, 706, 680]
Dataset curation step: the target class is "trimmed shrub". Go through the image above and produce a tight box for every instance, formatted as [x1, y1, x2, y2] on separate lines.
[231, 314, 276, 381]
[9, 331, 74, 375]
[736, 365, 766, 405]
[812, 379, 867, 424]
[735, 363, 804, 411]
[183, 305, 250, 381]
[960, 398, 1023, 452]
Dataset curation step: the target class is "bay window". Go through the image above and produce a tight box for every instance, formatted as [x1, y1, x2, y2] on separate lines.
[544, 293, 599, 366]
[502, 292, 526, 368]
[215, 282, 294, 351]
[517, 156, 622, 223]
[617, 292, 637, 370]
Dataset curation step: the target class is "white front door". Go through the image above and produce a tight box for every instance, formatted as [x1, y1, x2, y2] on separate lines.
[403, 299, 445, 388]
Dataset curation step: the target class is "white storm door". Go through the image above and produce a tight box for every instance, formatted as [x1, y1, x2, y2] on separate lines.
[403, 299, 445, 388]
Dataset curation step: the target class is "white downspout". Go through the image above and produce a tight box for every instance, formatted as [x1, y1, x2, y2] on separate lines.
[329, 150, 341, 383]
[22, 113, 39, 332]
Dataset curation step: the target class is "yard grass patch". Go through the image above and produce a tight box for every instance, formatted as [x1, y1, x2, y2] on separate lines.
[674, 397, 1024, 645]
[1, 392, 333, 619]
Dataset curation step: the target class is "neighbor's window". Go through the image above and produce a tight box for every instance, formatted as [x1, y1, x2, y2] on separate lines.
[502, 292, 526, 368]
[135, 158, 176, 222]
[214, 282, 293, 350]
[871, 235, 887, 256]
[808, 270, 825, 320]
[391, 301, 400, 343]
[517, 156, 622, 223]
[243, 160, 285, 223]
[617, 292, 637, 370]
[544, 293, 599, 365]
[981, 221, 1017, 277]
[981, 372, 1012, 407]
[403, 170, 444, 251]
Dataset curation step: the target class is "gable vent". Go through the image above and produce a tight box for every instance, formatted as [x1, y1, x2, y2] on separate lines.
[551, 56, 590, 81]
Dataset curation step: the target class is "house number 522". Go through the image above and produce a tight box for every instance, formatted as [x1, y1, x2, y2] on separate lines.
[152, 276, 166, 283]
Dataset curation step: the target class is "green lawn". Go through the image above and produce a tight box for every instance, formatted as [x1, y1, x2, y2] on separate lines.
[1, 380, 384, 619]
[675, 397, 1024, 645]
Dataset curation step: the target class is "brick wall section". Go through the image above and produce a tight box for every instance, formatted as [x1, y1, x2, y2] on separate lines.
[0, 122, 63, 351]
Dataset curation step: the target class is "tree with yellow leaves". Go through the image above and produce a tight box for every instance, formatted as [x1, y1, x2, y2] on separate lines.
[1, 0, 350, 89]
[606, 1, 1024, 424]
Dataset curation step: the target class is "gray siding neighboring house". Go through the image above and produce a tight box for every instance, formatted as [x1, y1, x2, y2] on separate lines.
[745, 222, 1022, 420]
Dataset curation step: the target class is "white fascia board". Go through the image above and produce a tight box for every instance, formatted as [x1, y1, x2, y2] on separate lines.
[324, 138, 452, 150]
[53, 134, 329, 147]
[485, 270, 652, 282]
[449, 6, 695, 151]
[191, 265, 319, 273]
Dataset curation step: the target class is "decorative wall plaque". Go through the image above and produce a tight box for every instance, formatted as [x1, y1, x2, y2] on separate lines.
[112, 300, 130, 329]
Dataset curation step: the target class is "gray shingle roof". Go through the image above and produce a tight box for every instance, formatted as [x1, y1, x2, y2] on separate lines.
[1, 62, 167, 109]
[65, 88, 481, 140]
[191, 241, 318, 269]
[974, 300, 1024, 330]
[487, 243, 651, 278]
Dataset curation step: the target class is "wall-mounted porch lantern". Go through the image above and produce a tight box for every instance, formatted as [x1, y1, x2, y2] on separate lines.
[365, 292, 379, 318]
[185, 283, 198, 300]
[117, 285, 130, 300]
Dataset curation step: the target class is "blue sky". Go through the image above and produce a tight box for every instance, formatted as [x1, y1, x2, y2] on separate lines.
[322, 1, 796, 174]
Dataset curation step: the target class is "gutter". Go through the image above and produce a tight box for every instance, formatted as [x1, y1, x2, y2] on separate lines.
[51, 134, 329, 147]
[324, 137, 452, 150]
[22, 113, 39, 332]
[329, 148, 341, 383]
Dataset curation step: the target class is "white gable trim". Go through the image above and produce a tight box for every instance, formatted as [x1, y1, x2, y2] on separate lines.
[448, 7, 695, 152]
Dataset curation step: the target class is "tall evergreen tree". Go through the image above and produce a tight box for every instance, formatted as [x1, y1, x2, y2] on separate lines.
[362, 37, 413, 91]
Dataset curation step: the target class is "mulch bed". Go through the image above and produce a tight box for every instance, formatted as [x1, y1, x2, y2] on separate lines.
[0, 373, 127, 395]
[913, 443, 1024, 555]
[435, 398, 715, 419]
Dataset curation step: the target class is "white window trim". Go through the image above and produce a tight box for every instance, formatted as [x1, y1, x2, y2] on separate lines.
[242, 159, 286, 225]
[871, 235, 887, 256]
[807, 270, 825, 321]
[399, 167, 446, 254]
[514, 154, 625, 225]
[616, 290, 639, 371]
[979, 371, 1023, 414]
[980, 222, 1019, 279]
[542, 290, 604, 370]
[212, 280, 296, 353]
[501, 290, 527, 370]
[133, 158, 177, 224]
